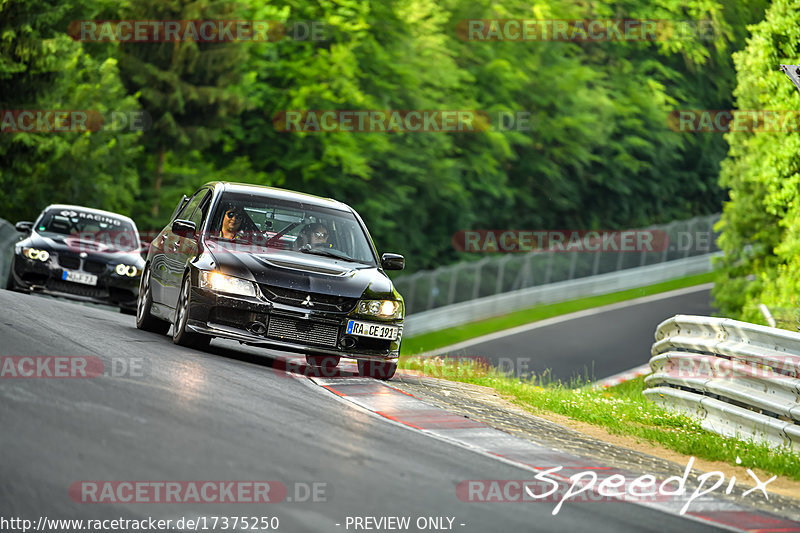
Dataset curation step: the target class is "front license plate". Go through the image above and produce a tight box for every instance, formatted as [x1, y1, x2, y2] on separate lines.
[62, 270, 98, 286]
[346, 320, 399, 341]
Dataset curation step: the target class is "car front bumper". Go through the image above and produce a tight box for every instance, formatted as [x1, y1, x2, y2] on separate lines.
[186, 286, 402, 362]
[10, 254, 140, 309]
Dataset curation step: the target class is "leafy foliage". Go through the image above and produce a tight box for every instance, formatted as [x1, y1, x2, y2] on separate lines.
[712, 0, 800, 323]
[0, 0, 769, 275]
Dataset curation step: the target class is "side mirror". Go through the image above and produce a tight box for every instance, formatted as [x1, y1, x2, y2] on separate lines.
[15, 221, 33, 233]
[381, 253, 405, 271]
[171, 219, 197, 239]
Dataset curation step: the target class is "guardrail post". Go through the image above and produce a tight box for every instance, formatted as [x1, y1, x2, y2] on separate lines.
[544, 252, 553, 284]
[684, 218, 698, 258]
[661, 221, 677, 263]
[426, 268, 442, 310]
[496, 255, 512, 294]
[472, 261, 483, 300]
[568, 252, 578, 280]
[520, 253, 532, 288]
[592, 250, 601, 276]
[447, 264, 460, 305]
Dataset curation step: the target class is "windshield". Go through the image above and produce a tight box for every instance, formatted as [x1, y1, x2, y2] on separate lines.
[206, 193, 377, 265]
[36, 208, 140, 252]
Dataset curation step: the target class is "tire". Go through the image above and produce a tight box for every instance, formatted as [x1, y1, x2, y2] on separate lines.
[172, 274, 210, 350]
[136, 265, 170, 335]
[358, 359, 397, 380]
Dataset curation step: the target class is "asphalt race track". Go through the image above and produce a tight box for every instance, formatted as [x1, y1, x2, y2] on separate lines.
[0, 289, 735, 532]
[435, 285, 715, 383]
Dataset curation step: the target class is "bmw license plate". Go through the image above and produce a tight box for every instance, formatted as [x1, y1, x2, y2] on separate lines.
[346, 320, 399, 340]
[62, 270, 98, 286]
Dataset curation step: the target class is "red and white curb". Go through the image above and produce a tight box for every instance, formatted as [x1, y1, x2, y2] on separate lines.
[591, 363, 652, 389]
[281, 360, 800, 532]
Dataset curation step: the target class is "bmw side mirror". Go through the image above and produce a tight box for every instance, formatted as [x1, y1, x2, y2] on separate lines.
[172, 219, 197, 239]
[15, 221, 33, 233]
[381, 253, 405, 271]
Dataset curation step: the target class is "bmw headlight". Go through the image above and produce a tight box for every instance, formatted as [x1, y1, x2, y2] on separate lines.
[115, 264, 140, 277]
[199, 271, 257, 297]
[23, 248, 50, 262]
[357, 299, 403, 319]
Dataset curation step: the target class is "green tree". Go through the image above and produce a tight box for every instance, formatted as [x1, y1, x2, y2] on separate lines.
[114, 0, 246, 227]
[712, 0, 800, 324]
[0, 0, 141, 223]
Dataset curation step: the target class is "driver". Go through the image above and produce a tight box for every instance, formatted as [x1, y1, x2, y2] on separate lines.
[219, 204, 245, 240]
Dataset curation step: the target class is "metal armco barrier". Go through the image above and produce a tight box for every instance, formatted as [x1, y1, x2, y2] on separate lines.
[395, 213, 720, 315]
[404, 253, 717, 336]
[644, 314, 800, 451]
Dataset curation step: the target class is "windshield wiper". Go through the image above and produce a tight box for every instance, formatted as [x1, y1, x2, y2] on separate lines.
[299, 247, 364, 263]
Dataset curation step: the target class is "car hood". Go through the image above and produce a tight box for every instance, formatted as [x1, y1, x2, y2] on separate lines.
[22, 232, 144, 265]
[205, 242, 393, 299]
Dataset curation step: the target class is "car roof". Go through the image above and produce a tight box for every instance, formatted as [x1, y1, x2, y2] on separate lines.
[42, 204, 137, 224]
[206, 182, 352, 212]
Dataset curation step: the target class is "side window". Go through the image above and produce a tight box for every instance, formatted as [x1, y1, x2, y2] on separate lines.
[175, 191, 206, 228]
[187, 192, 212, 229]
[172, 194, 192, 221]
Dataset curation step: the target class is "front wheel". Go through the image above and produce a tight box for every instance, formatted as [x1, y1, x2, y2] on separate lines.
[172, 274, 210, 350]
[358, 360, 397, 380]
[136, 266, 170, 334]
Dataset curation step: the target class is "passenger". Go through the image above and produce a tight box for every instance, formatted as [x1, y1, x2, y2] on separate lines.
[297, 223, 331, 249]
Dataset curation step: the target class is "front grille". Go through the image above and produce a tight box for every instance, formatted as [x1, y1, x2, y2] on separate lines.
[209, 308, 268, 330]
[83, 260, 107, 274]
[267, 315, 339, 347]
[46, 280, 108, 299]
[260, 284, 358, 312]
[57, 254, 81, 270]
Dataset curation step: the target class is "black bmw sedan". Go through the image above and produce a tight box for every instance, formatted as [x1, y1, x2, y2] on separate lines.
[8, 205, 145, 313]
[136, 182, 405, 379]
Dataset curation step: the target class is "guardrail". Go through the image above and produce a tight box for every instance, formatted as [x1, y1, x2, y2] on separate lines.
[644, 314, 800, 451]
[395, 213, 720, 316]
[405, 253, 717, 336]
[0, 218, 20, 286]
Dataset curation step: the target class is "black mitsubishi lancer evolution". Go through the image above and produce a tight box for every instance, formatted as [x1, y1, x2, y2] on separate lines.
[136, 182, 406, 379]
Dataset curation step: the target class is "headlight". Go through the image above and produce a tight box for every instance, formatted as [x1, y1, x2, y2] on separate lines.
[23, 248, 50, 262]
[357, 299, 403, 319]
[199, 271, 257, 297]
[115, 264, 139, 277]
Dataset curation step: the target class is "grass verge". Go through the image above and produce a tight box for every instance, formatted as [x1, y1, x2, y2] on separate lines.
[397, 357, 800, 479]
[401, 271, 715, 355]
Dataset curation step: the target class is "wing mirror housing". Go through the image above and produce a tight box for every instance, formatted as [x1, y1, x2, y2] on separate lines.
[171, 219, 197, 239]
[15, 221, 33, 233]
[381, 253, 405, 271]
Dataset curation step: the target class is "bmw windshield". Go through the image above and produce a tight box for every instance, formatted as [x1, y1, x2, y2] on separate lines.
[205, 193, 378, 266]
[36, 208, 140, 252]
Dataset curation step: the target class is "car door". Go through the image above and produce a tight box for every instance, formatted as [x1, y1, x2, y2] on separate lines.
[162, 189, 212, 308]
[150, 190, 208, 308]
